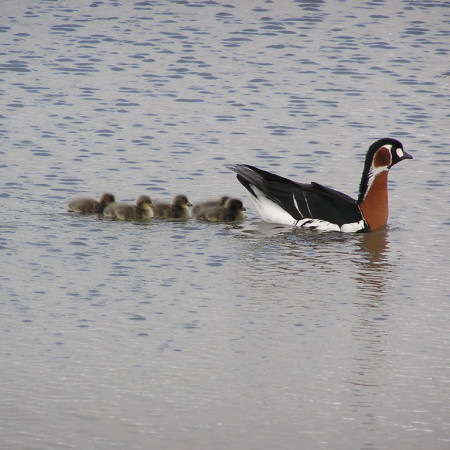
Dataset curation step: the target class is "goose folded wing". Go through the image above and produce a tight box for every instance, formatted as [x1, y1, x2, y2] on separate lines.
[232, 165, 362, 226]
[294, 182, 363, 226]
[255, 180, 361, 226]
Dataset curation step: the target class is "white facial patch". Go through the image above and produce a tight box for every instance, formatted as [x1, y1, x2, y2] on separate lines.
[396, 148, 404, 158]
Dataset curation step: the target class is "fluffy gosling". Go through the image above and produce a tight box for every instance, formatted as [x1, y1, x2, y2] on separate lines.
[192, 196, 230, 215]
[153, 195, 193, 219]
[194, 198, 246, 222]
[104, 195, 154, 220]
[68, 193, 115, 214]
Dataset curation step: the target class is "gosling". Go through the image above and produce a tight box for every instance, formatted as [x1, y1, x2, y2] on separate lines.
[68, 193, 115, 214]
[104, 195, 154, 220]
[194, 198, 246, 222]
[192, 196, 230, 215]
[153, 195, 193, 219]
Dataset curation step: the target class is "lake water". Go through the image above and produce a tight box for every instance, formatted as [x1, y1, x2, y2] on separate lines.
[1, 1, 449, 449]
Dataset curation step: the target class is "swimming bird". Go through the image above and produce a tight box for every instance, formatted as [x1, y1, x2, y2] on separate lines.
[192, 196, 230, 215]
[194, 198, 246, 222]
[68, 193, 115, 214]
[104, 195, 154, 220]
[228, 138, 413, 232]
[153, 195, 193, 219]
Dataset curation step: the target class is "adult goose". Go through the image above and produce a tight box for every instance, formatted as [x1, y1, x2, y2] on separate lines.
[228, 138, 412, 232]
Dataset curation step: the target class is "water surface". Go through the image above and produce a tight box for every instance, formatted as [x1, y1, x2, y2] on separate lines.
[1, 1, 449, 449]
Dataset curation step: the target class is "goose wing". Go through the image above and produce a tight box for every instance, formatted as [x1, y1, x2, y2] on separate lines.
[230, 164, 363, 227]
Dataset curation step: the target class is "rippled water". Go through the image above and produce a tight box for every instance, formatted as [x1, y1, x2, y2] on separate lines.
[1, 1, 449, 449]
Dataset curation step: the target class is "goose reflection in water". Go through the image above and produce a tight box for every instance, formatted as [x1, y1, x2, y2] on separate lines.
[347, 229, 395, 435]
[353, 229, 393, 302]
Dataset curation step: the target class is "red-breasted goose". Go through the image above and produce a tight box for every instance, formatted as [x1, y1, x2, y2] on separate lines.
[228, 138, 412, 232]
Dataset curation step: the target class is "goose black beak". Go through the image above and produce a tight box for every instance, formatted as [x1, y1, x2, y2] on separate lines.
[402, 151, 413, 160]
